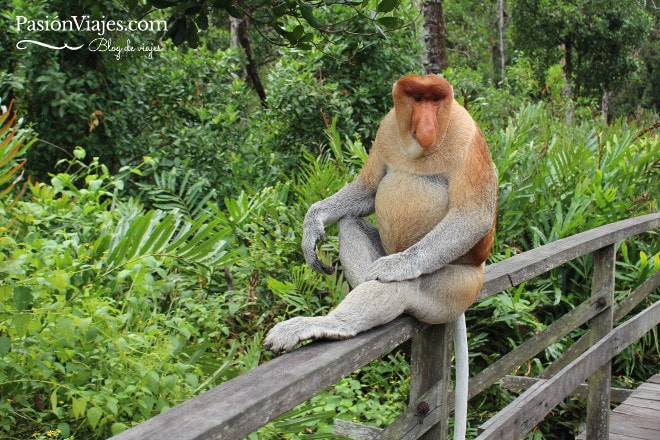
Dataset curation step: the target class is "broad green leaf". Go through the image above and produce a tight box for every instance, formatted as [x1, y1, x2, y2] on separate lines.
[111, 423, 128, 435]
[0, 335, 10, 356]
[12, 286, 32, 311]
[377, 0, 399, 14]
[58, 318, 76, 345]
[87, 406, 104, 429]
[46, 270, 70, 292]
[72, 397, 88, 419]
[57, 423, 70, 438]
[299, 3, 323, 29]
[50, 388, 58, 412]
[0, 285, 10, 301]
[147, 371, 160, 394]
[13, 313, 31, 338]
[377, 16, 403, 29]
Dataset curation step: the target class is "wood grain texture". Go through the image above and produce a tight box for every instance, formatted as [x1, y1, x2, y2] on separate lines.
[478, 213, 660, 300]
[576, 375, 660, 440]
[585, 245, 615, 440]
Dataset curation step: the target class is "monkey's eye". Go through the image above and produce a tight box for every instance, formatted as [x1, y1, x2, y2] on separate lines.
[413, 96, 423, 102]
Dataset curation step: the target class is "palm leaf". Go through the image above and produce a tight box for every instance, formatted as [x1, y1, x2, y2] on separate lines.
[104, 208, 237, 273]
[138, 168, 216, 219]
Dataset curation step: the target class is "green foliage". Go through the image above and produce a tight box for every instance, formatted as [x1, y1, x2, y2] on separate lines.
[0, 152, 239, 438]
[491, 101, 658, 252]
[2, 93, 658, 438]
[260, 1, 422, 157]
[144, 0, 408, 48]
[1, 0, 161, 175]
[509, 0, 652, 97]
[251, 353, 410, 439]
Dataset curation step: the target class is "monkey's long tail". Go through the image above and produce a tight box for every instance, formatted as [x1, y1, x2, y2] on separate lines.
[453, 313, 468, 440]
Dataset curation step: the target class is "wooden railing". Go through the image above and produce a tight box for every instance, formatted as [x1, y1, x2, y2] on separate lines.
[112, 213, 660, 440]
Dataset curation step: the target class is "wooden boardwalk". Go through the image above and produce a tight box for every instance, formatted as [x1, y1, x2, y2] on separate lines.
[577, 374, 660, 440]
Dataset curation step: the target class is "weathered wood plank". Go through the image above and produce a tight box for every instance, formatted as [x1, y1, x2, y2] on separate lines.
[111, 316, 427, 440]
[630, 389, 660, 405]
[478, 213, 660, 300]
[541, 269, 660, 379]
[333, 420, 382, 440]
[468, 289, 611, 401]
[585, 245, 615, 440]
[335, 285, 646, 440]
[608, 378, 660, 440]
[612, 403, 660, 418]
[625, 398, 660, 411]
[332, 327, 456, 440]
[610, 425, 659, 440]
[499, 375, 633, 403]
[404, 324, 451, 440]
[476, 299, 660, 439]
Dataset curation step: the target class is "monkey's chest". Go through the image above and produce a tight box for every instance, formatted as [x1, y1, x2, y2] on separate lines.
[375, 172, 449, 254]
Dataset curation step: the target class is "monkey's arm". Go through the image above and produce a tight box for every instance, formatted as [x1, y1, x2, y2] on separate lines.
[303, 143, 386, 274]
[302, 180, 377, 274]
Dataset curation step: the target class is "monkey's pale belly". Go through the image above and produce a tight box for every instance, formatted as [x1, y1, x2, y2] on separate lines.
[375, 171, 449, 254]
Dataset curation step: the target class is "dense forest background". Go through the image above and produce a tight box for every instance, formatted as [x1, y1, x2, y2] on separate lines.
[1, 1, 659, 439]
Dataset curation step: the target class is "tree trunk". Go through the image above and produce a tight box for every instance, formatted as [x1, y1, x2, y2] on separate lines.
[602, 90, 612, 125]
[421, 0, 449, 74]
[498, 0, 506, 83]
[561, 42, 574, 126]
[230, 16, 267, 107]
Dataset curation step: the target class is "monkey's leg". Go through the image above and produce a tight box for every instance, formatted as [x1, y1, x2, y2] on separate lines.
[338, 216, 386, 287]
[323, 263, 484, 334]
[264, 278, 407, 353]
[406, 263, 484, 324]
[264, 263, 483, 353]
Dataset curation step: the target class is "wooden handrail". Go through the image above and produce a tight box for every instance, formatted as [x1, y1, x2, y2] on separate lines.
[111, 213, 660, 440]
[479, 213, 660, 299]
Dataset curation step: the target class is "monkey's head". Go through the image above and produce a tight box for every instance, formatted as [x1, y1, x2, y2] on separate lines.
[393, 74, 454, 157]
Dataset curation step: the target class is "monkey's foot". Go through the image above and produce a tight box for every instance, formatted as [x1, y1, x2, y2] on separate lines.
[263, 316, 356, 354]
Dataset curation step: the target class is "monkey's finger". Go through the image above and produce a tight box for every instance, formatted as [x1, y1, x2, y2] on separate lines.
[311, 258, 335, 275]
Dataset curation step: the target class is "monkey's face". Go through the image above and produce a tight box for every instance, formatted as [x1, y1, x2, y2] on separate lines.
[393, 74, 453, 158]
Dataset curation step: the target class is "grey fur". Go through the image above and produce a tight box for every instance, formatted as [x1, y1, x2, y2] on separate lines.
[301, 181, 375, 274]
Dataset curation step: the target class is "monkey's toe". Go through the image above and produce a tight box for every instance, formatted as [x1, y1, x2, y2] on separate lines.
[263, 317, 307, 353]
[264, 316, 358, 354]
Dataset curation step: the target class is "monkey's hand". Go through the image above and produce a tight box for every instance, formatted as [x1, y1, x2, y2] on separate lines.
[365, 253, 422, 283]
[302, 213, 335, 275]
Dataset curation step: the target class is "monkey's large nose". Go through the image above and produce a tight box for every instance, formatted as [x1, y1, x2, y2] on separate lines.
[413, 126, 435, 148]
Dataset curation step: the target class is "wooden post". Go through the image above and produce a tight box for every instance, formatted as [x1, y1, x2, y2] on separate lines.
[409, 324, 452, 439]
[586, 244, 615, 439]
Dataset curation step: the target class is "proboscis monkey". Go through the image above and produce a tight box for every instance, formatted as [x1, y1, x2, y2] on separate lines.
[264, 74, 498, 439]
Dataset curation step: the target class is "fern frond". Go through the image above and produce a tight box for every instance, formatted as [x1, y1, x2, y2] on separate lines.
[138, 168, 216, 219]
[104, 208, 237, 274]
